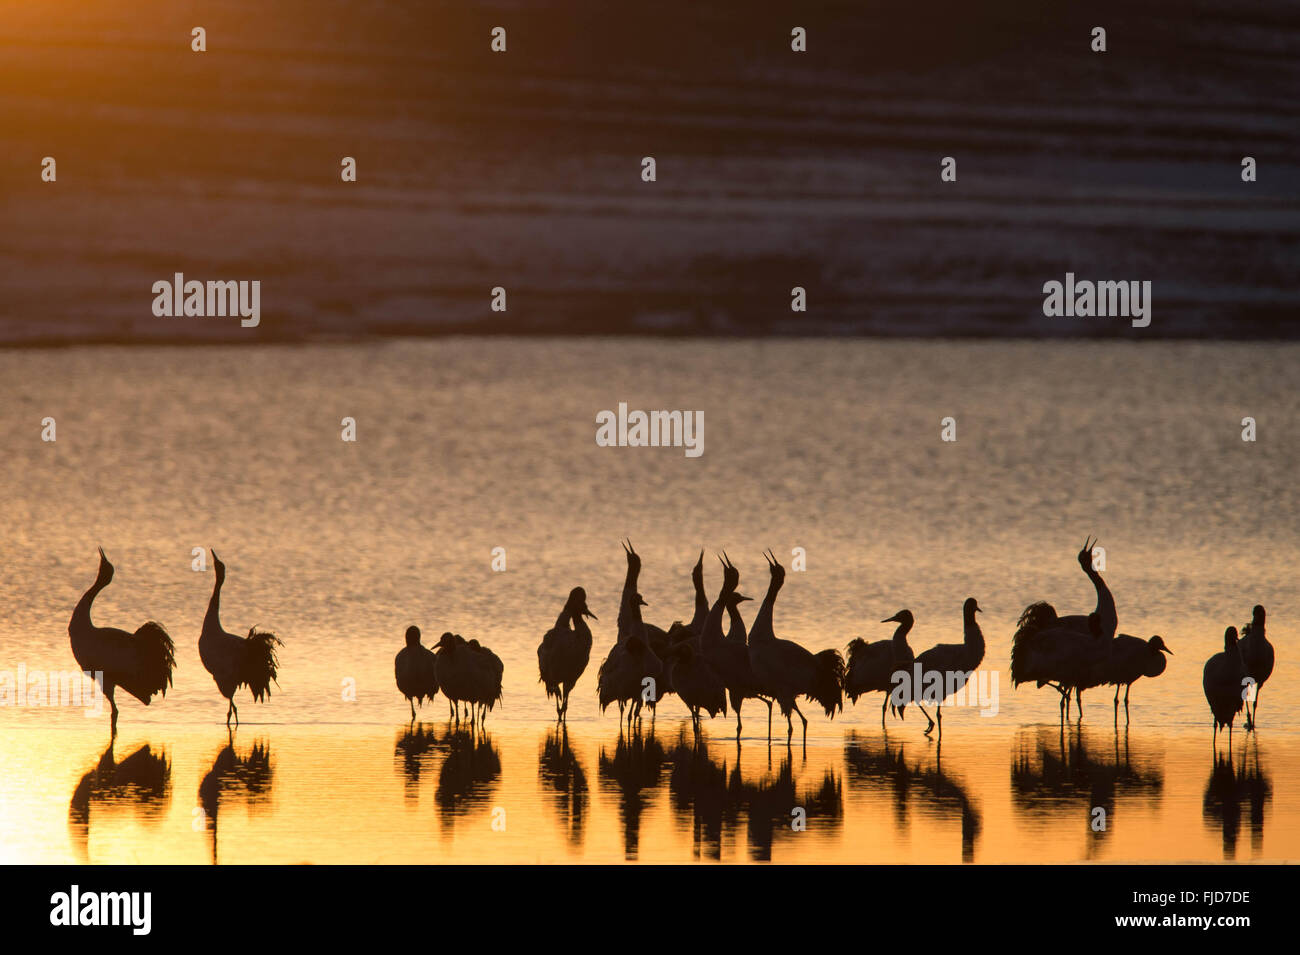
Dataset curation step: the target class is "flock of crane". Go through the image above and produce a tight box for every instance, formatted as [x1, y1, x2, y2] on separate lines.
[66, 540, 1275, 744]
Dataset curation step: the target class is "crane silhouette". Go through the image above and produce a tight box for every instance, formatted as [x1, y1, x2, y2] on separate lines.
[1203, 627, 1248, 746]
[747, 550, 844, 746]
[845, 609, 915, 725]
[1238, 605, 1273, 731]
[436, 632, 503, 728]
[68, 548, 176, 737]
[395, 625, 439, 721]
[909, 598, 986, 736]
[598, 587, 663, 734]
[1010, 538, 1116, 718]
[200, 550, 282, 727]
[538, 586, 598, 721]
[1091, 633, 1172, 722]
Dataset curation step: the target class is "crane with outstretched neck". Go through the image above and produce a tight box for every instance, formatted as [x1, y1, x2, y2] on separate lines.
[538, 586, 598, 721]
[845, 610, 915, 725]
[68, 548, 176, 737]
[747, 550, 844, 746]
[1011, 538, 1116, 718]
[200, 550, 282, 727]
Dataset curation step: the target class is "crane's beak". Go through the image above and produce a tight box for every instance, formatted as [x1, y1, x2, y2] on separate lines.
[582, 606, 597, 620]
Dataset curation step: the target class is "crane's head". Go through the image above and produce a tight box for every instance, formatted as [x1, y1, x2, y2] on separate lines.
[566, 586, 597, 620]
[1148, 635, 1171, 655]
[1252, 605, 1266, 629]
[1224, 626, 1239, 650]
[210, 549, 226, 579]
[728, 591, 753, 608]
[718, 552, 739, 592]
[1077, 536, 1098, 572]
[964, 597, 981, 616]
[882, 610, 913, 627]
[95, 547, 114, 585]
[762, 548, 785, 584]
[635, 592, 648, 609]
[691, 550, 704, 587]
[405, 625, 422, 647]
[436, 631, 457, 651]
[621, 538, 641, 574]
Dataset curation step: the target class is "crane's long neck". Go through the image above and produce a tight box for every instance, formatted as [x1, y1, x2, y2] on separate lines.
[750, 575, 782, 642]
[1086, 568, 1117, 638]
[892, 619, 913, 652]
[688, 566, 708, 632]
[553, 605, 572, 633]
[963, 609, 985, 659]
[617, 563, 640, 641]
[701, 584, 731, 648]
[726, 603, 748, 644]
[204, 571, 225, 635]
[70, 578, 107, 634]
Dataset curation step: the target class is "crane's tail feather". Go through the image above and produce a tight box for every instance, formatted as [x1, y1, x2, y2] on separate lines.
[119, 621, 177, 704]
[1010, 601, 1057, 687]
[243, 628, 283, 702]
[808, 649, 845, 717]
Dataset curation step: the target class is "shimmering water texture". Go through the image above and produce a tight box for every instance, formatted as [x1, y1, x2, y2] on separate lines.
[0, 339, 1296, 862]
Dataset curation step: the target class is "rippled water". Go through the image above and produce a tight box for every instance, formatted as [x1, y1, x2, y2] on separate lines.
[0, 338, 1296, 862]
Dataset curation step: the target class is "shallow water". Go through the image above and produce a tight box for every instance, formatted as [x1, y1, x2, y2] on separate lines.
[1, 722, 1293, 864]
[0, 338, 1296, 862]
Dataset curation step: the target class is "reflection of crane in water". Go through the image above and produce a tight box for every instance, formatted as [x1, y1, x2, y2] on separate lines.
[843, 732, 980, 862]
[68, 739, 171, 863]
[434, 727, 501, 832]
[539, 727, 588, 848]
[597, 732, 669, 860]
[1203, 738, 1271, 860]
[1011, 725, 1162, 859]
[394, 722, 449, 801]
[663, 731, 842, 862]
[198, 732, 274, 865]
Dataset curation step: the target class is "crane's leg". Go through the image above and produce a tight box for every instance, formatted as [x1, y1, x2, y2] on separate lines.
[1124, 684, 1131, 723]
[410, 699, 417, 721]
[1113, 686, 1120, 722]
[936, 707, 942, 737]
[766, 699, 773, 744]
[881, 696, 888, 727]
[917, 703, 936, 735]
[791, 703, 809, 747]
[735, 697, 743, 738]
[107, 687, 119, 738]
[1076, 687, 1084, 721]
[232, 699, 240, 727]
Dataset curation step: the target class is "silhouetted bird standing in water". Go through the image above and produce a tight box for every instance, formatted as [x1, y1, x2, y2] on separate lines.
[747, 550, 845, 746]
[598, 589, 663, 733]
[68, 548, 176, 737]
[845, 609, 915, 725]
[1011, 538, 1116, 719]
[1204, 627, 1248, 746]
[436, 632, 503, 728]
[394, 625, 439, 721]
[1238, 605, 1273, 731]
[910, 598, 986, 736]
[719, 568, 771, 737]
[665, 640, 726, 741]
[538, 587, 598, 721]
[200, 550, 282, 727]
[1093, 633, 1172, 722]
